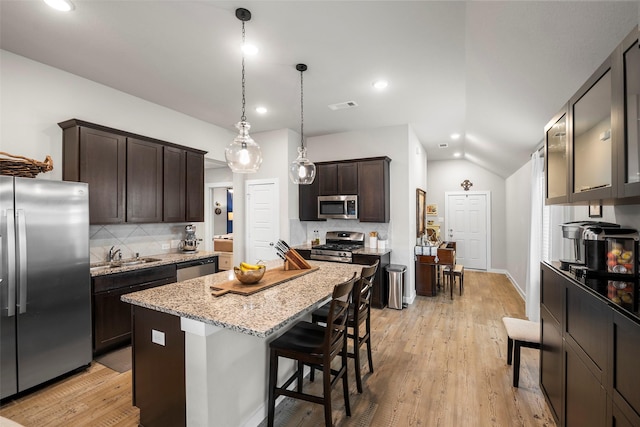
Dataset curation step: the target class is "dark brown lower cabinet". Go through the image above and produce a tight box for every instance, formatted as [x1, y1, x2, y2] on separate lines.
[132, 305, 185, 427]
[540, 262, 640, 427]
[540, 306, 563, 423]
[351, 253, 390, 309]
[564, 340, 607, 427]
[92, 265, 176, 356]
[415, 256, 437, 296]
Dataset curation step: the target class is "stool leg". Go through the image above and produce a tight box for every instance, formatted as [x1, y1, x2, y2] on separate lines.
[267, 349, 278, 427]
[507, 337, 513, 365]
[460, 272, 464, 295]
[513, 340, 521, 388]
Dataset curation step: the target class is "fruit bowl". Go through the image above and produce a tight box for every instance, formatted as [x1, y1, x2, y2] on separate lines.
[233, 264, 266, 284]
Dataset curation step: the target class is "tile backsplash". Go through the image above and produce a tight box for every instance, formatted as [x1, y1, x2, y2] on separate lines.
[90, 223, 204, 263]
[297, 219, 391, 248]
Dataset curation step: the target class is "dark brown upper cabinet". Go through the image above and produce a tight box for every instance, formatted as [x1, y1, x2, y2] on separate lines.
[163, 146, 187, 222]
[318, 162, 358, 195]
[127, 138, 163, 223]
[358, 157, 390, 223]
[185, 151, 204, 222]
[59, 119, 206, 224]
[569, 53, 616, 203]
[616, 30, 640, 198]
[61, 124, 126, 224]
[298, 175, 324, 221]
[545, 105, 570, 205]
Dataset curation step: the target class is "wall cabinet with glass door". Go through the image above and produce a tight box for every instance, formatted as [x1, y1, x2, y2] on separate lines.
[616, 30, 640, 198]
[569, 53, 617, 203]
[545, 105, 570, 204]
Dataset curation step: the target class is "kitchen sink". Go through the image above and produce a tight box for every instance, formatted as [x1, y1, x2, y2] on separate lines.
[90, 258, 162, 271]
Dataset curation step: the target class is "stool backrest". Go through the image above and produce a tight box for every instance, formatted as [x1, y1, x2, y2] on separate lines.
[352, 277, 373, 326]
[325, 273, 357, 359]
[360, 260, 379, 284]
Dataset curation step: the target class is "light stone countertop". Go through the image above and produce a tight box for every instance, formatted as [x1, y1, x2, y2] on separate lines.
[121, 259, 363, 338]
[90, 251, 219, 277]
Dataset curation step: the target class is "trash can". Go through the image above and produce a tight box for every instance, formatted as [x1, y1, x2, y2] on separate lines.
[386, 264, 407, 310]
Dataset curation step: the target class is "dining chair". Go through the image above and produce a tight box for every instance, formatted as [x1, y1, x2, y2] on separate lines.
[267, 273, 356, 427]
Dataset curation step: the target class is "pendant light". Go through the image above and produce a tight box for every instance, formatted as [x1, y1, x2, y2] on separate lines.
[225, 8, 262, 173]
[289, 63, 316, 185]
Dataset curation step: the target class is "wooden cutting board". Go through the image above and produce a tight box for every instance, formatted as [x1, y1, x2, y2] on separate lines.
[210, 266, 320, 297]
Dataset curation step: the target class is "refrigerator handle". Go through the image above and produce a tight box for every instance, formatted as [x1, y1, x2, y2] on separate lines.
[5, 209, 16, 317]
[16, 209, 27, 314]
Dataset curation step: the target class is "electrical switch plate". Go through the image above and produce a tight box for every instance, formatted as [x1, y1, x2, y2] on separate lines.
[151, 329, 165, 346]
[161, 243, 170, 250]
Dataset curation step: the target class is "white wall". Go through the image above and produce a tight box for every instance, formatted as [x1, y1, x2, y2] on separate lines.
[505, 160, 532, 296]
[427, 159, 507, 270]
[1, 50, 236, 259]
[305, 124, 424, 301]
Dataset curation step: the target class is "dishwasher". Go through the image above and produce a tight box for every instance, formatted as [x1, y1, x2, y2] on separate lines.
[176, 257, 218, 281]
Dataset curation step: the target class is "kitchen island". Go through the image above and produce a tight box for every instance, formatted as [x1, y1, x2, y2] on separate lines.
[122, 259, 362, 427]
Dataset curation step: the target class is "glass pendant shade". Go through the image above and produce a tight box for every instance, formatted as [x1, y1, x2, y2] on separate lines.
[289, 146, 316, 184]
[225, 121, 262, 173]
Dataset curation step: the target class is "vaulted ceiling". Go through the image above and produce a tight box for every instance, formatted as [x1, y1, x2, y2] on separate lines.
[1, 1, 637, 177]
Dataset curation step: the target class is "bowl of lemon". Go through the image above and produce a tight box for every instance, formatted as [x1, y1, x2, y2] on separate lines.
[234, 262, 266, 284]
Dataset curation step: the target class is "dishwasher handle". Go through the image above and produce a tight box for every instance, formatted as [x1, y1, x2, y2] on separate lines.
[176, 257, 217, 269]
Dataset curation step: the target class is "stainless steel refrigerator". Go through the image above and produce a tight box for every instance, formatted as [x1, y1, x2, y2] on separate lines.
[1, 176, 91, 399]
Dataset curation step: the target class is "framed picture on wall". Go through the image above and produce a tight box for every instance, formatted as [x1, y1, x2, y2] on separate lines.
[427, 204, 438, 216]
[416, 188, 426, 238]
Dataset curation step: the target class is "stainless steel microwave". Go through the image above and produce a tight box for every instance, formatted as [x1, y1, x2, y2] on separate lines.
[318, 195, 358, 219]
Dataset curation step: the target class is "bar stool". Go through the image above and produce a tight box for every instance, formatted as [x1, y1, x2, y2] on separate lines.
[501, 317, 541, 387]
[267, 273, 356, 427]
[311, 261, 379, 393]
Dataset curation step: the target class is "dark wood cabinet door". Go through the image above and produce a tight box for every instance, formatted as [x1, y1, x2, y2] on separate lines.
[299, 176, 322, 221]
[415, 257, 436, 297]
[565, 342, 607, 427]
[78, 127, 126, 224]
[611, 311, 640, 417]
[318, 163, 338, 195]
[337, 162, 358, 194]
[127, 138, 163, 223]
[541, 263, 565, 324]
[353, 253, 390, 309]
[185, 151, 204, 222]
[163, 146, 186, 222]
[540, 306, 563, 424]
[358, 158, 390, 223]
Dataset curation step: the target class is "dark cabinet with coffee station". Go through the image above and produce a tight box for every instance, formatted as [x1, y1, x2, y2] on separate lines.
[540, 220, 640, 426]
[59, 119, 206, 224]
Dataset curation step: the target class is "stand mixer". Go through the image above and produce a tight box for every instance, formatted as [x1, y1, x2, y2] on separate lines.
[178, 224, 202, 253]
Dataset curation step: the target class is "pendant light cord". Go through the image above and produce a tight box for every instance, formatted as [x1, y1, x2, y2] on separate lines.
[300, 69, 304, 148]
[241, 20, 246, 122]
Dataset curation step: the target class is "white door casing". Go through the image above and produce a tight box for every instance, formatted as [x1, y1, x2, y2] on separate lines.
[245, 179, 279, 264]
[444, 191, 490, 270]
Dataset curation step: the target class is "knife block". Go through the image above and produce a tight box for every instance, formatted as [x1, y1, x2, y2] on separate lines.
[283, 249, 312, 270]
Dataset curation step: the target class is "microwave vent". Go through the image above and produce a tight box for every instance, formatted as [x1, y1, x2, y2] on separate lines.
[328, 101, 359, 111]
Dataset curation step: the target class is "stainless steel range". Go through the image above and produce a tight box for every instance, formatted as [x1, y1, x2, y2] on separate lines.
[311, 231, 364, 263]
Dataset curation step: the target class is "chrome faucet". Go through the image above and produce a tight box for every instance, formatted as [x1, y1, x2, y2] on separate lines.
[108, 246, 122, 262]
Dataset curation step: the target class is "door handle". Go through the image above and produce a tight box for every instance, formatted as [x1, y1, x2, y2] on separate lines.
[16, 209, 27, 314]
[5, 209, 16, 317]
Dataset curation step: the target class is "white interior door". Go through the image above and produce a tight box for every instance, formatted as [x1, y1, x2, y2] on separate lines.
[245, 180, 279, 264]
[445, 192, 490, 270]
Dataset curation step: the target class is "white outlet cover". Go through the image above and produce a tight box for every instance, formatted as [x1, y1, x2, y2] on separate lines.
[152, 329, 165, 346]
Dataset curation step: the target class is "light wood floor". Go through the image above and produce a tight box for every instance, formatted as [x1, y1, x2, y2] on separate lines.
[0, 271, 555, 427]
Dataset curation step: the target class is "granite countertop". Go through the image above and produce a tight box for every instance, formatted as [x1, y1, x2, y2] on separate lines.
[121, 259, 362, 338]
[292, 243, 391, 256]
[90, 251, 219, 277]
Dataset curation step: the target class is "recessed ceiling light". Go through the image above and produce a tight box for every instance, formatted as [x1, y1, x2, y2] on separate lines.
[43, 0, 74, 11]
[372, 80, 388, 90]
[450, 133, 461, 140]
[241, 43, 258, 55]
[255, 106, 267, 114]
[453, 152, 462, 158]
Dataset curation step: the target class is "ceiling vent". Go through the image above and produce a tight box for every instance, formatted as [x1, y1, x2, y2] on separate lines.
[438, 143, 449, 149]
[328, 101, 358, 111]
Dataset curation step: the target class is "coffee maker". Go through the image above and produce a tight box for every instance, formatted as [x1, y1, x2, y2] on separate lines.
[559, 221, 619, 270]
[178, 224, 202, 253]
